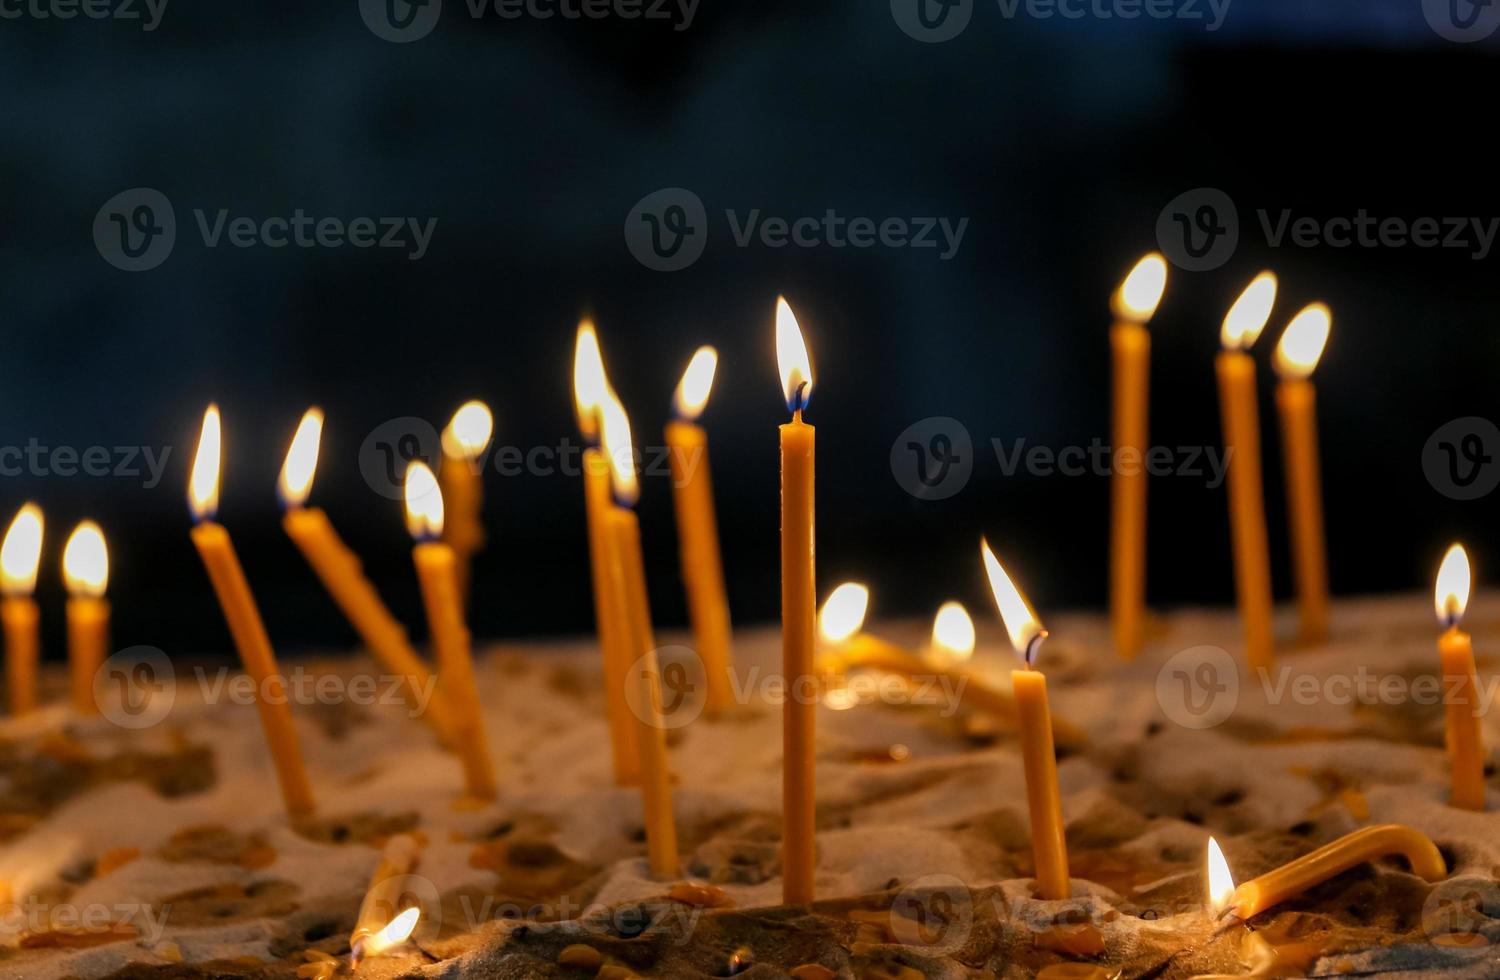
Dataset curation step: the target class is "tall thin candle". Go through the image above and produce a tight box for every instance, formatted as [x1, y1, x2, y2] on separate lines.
[1435, 544, 1485, 811]
[63, 521, 110, 715]
[1273, 304, 1332, 644]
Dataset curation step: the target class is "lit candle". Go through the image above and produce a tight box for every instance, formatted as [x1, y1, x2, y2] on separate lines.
[776, 296, 817, 905]
[1206, 836, 1235, 918]
[1, 503, 43, 716]
[279, 409, 454, 745]
[1435, 544, 1485, 811]
[981, 540, 1069, 900]
[665, 346, 734, 713]
[350, 833, 422, 968]
[1216, 272, 1278, 673]
[929, 600, 977, 667]
[1109, 253, 1167, 660]
[188, 406, 316, 816]
[404, 461, 496, 801]
[597, 387, 680, 878]
[439, 400, 493, 603]
[574, 321, 640, 785]
[63, 521, 110, 715]
[1273, 304, 1332, 644]
[1220, 825, 1445, 920]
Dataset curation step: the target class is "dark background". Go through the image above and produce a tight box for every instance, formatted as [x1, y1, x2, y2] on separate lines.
[1, 0, 1497, 661]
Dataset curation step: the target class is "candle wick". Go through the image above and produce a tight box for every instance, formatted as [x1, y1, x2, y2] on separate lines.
[791, 381, 808, 415]
[1024, 631, 1048, 669]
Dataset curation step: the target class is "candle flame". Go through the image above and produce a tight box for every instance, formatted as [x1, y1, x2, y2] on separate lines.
[1111, 252, 1168, 322]
[1274, 303, 1331, 380]
[1207, 837, 1236, 914]
[980, 539, 1046, 666]
[598, 387, 639, 507]
[278, 408, 324, 509]
[1435, 543, 1471, 627]
[1220, 271, 1278, 351]
[818, 582, 869, 644]
[673, 346, 719, 421]
[188, 404, 222, 522]
[775, 296, 814, 414]
[573, 320, 609, 440]
[931, 601, 976, 662]
[0, 504, 44, 597]
[62, 520, 108, 598]
[442, 400, 493, 460]
[404, 461, 445, 540]
[362, 907, 420, 959]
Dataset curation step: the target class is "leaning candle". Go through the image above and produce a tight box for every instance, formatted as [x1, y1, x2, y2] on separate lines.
[405, 461, 496, 801]
[982, 540, 1069, 900]
[776, 296, 817, 905]
[278, 409, 454, 745]
[439, 400, 493, 603]
[666, 346, 734, 713]
[598, 388, 680, 878]
[1109, 253, 1167, 660]
[1223, 825, 1445, 920]
[1434, 544, 1485, 811]
[1273, 304, 1332, 644]
[188, 406, 316, 817]
[63, 521, 110, 715]
[1, 503, 43, 716]
[1216, 272, 1278, 673]
[350, 833, 421, 966]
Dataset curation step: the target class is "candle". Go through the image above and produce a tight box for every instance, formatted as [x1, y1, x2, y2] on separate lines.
[1109, 253, 1167, 660]
[1216, 272, 1279, 674]
[574, 321, 640, 785]
[404, 461, 497, 801]
[1206, 836, 1235, 917]
[278, 409, 455, 745]
[1220, 825, 1445, 920]
[439, 400, 493, 603]
[1, 504, 43, 716]
[776, 296, 817, 905]
[666, 346, 734, 714]
[1435, 544, 1485, 811]
[981, 540, 1069, 900]
[930, 601, 976, 666]
[188, 406, 316, 817]
[1273, 304, 1332, 644]
[597, 387, 680, 878]
[62, 521, 110, 715]
[350, 833, 421, 967]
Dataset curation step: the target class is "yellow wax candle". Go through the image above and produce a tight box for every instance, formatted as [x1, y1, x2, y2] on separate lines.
[666, 345, 733, 713]
[598, 388, 680, 878]
[406, 462, 496, 801]
[1435, 544, 1486, 811]
[1108, 253, 1167, 660]
[278, 409, 453, 744]
[439, 400, 492, 603]
[1216, 272, 1279, 674]
[63, 521, 110, 715]
[351, 833, 420, 963]
[188, 406, 316, 817]
[982, 541, 1069, 900]
[1274, 304, 1332, 644]
[777, 297, 817, 906]
[1, 503, 43, 716]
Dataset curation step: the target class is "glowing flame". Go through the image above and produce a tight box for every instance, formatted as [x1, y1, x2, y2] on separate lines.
[363, 907, 420, 959]
[442, 400, 493, 460]
[1220, 272, 1278, 350]
[1, 504, 44, 597]
[980, 539, 1046, 665]
[931, 601, 976, 662]
[818, 582, 869, 644]
[278, 408, 324, 509]
[1111, 252, 1168, 322]
[62, 521, 108, 599]
[1207, 837, 1236, 915]
[188, 404, 222, 522]
[573, 320, 608, 440]
[598, 387, 639, 507]
[404, 461, 445, 540]
[1435, 543, 1471, 627]
[775, 296, 813, 414]
[1274, 303, 1331, 380]
[673, 346, 719, 421]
